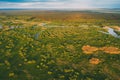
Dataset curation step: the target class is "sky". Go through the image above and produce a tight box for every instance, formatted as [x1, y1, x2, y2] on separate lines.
[0, 0, 120, 9]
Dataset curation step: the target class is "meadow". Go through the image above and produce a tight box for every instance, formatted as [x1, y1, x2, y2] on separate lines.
[0, 10, 120, 80]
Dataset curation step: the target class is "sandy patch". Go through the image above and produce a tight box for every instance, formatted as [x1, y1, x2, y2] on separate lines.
[100, 47, 120, 54]
[89, 58, 101, 65]
[82, 45, 98, 54]
[82, 45, 120, 54]
[103, 26, 109, 30]
[103, 26, 120, 31]
[112, 26, 120, 31]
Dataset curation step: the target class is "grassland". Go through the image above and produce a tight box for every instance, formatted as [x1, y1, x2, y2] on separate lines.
[0, 10, 120, 80]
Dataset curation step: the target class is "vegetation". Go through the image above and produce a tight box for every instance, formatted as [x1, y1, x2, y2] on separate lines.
[0, 10, 120, 80]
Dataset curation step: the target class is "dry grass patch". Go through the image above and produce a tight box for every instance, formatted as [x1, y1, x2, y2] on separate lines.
[82, 45, 98, 54]
[112, 26, 120, 31]
[100, 47, 120, 54]
[82, 45, 120, 54]
[89, 58, 101, 65]
[103, 26, 109, 30]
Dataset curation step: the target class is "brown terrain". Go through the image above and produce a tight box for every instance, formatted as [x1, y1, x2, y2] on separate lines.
[82, 45, 120, 54]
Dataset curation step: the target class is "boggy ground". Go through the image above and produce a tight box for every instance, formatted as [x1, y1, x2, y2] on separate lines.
[0, 11, 120, 80]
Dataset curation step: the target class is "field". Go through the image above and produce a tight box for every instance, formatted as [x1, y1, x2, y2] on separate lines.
[0, 9, 120, 80]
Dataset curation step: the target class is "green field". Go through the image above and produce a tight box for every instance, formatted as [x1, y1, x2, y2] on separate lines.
[0, 10, 120, 80]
